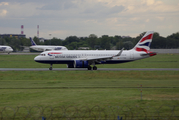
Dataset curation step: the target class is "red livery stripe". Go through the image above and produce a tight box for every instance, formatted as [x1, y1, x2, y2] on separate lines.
[140, 34, 153, 43]
[48, 52, 62, 54]
[135, 47, 148, 53]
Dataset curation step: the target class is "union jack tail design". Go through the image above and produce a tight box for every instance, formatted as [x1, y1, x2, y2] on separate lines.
[133, 31, 154, 53]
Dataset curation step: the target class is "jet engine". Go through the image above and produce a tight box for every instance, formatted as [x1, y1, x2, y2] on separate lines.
[74, 60, 88, 68]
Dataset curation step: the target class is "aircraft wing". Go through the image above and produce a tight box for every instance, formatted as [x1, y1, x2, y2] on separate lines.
[44, 48, 53, 51]
[76, 48, 124, 63]
[79, 56, 113, 61]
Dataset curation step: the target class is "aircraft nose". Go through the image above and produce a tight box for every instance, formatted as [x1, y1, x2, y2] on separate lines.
[34, 56, 40, 61]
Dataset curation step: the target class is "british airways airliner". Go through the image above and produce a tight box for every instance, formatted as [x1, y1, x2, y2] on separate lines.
[0, 45, 13, 54]
[34, 31, 156, 70]
[30, 37, 68, 51]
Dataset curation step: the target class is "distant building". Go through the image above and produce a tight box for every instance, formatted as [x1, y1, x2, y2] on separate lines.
[0, 34, 26, 39]
[39, 38, 45, 42]
[39, 38, 52, 43]
[78, 47, 90, 50]
[22, 46, 30, 52]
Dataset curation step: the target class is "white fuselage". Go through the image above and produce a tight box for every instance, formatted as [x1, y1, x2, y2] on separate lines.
[0, 46, 13, 53]
[34, 50, 151, 65]
[30, 45, 68, 51]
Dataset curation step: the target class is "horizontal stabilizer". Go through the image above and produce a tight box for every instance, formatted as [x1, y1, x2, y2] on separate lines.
[140, 52, 157, 57]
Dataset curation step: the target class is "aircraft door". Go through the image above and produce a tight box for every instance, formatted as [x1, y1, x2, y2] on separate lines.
[130, 51, 134, 59]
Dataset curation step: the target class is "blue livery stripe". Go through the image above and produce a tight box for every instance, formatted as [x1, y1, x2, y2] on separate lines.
[139, 42, 150, 47]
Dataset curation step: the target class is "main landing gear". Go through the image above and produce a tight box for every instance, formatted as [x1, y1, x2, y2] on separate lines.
[88, 65, 97, 70]
[49, 64, 53, 70]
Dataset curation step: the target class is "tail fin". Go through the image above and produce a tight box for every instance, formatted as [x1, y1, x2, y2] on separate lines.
[133, 31, 154, 53]
[30, 37, 37, 46]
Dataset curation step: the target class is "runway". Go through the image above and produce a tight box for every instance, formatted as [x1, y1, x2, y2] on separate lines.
[0, 52, 39, 55]
[0, 68, 179, 71]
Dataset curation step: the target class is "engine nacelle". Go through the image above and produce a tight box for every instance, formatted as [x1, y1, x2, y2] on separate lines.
[74, 60, 88, 68]
[67, 64, 74, 68]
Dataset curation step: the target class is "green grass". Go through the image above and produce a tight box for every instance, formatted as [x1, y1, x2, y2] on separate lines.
[0, 71, 179, 119]
[0, 71, 179, 107]
[0, 71, 179, 88]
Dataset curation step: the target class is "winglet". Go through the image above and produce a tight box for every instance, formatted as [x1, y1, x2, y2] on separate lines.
[115, 48, 124, 56]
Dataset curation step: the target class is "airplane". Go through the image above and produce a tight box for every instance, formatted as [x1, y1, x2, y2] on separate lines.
[34, 31, 157, 70]
[0, 45, 13, 54]
[29, 37, 68, 51]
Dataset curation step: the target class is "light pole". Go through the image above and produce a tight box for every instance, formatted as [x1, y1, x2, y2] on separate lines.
[49, 34, 51, 45]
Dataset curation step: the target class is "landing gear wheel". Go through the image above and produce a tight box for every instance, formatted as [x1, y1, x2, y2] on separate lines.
[49, 64, 53, 70]
[93, 66, 97, 70]
[49, 67, 52, 70]
[88, 66, 92, 70]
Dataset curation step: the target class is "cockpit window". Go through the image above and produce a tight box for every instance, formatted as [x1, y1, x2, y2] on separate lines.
[39, 54, 46, 56]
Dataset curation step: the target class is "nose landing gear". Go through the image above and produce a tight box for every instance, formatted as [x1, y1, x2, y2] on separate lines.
[49, 64, 53, 70]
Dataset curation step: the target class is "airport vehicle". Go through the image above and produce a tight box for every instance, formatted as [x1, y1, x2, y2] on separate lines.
[0, 45, 13, 54]
[30, 37, 68, 51]
[34, 31, 156, 70]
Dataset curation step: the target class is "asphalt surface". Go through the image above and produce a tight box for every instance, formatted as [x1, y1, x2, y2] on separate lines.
[0, 68, 179, 71]
[0, 52, 39, 55]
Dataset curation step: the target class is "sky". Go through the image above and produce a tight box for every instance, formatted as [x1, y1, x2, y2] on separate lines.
[0, 0, 179, 39]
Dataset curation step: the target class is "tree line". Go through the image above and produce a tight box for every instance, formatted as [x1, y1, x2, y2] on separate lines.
[0, 32, 179, 52]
